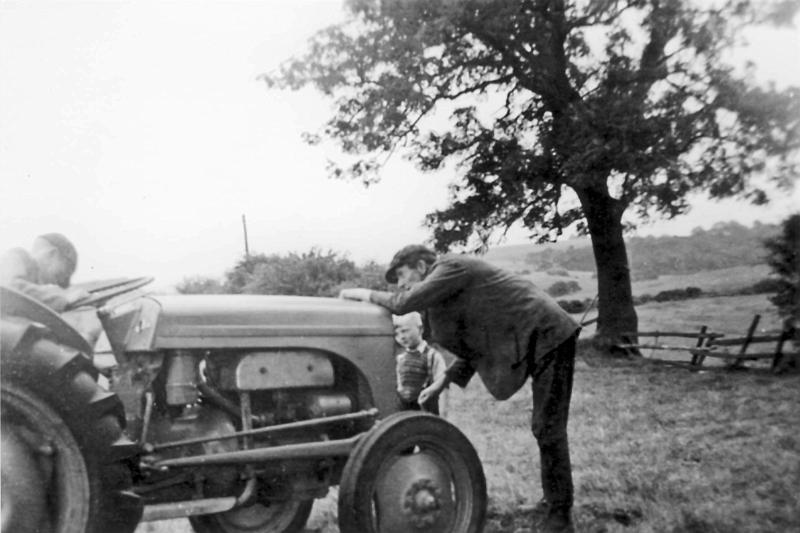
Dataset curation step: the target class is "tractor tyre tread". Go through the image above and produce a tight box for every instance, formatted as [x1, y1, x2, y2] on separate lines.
[2, 321, 142, 533]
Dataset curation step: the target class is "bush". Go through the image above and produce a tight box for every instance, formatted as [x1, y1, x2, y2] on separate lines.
[546, 267, 570, 277]
[744, 278, 783, 295]
[547, 280, 581, 297]
[558, 299, 588, 313]
[176, 276, 226, 294]
[224, 248, 388, 297]
[763, 214, 799, 321]
[649, 286, 703, 303]
[685, 286, 702, 298]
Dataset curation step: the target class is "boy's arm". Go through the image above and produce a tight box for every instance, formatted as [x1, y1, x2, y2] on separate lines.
[7, 278, 88, 313]
[419, 345, 471, 404]
[2, 249, 88, 312]
[429, 348, 447, 383]
[417, 372, 450, 406]
[395, 354, 403, 393]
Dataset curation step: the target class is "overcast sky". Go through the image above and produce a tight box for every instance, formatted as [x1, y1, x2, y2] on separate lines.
[1, 1, 798, 289]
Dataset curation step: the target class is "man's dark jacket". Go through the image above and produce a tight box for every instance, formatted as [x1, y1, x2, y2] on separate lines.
[369, 254, 579, 400]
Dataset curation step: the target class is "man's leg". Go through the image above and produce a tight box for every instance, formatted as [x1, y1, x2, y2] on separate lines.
[531, 334, 576, 529]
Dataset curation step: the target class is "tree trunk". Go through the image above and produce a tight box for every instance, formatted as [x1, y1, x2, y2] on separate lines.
[575, 186, 638, 352]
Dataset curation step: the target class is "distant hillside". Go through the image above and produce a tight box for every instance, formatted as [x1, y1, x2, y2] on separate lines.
[485, 221, 779, 279]
[484, 236, 591, 265]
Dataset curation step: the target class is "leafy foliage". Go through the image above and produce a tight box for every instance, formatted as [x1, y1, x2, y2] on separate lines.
[176, 248, 389, 296]
[175, 276, 226, 294]
[763, 214, 800, 320]
[547, 279, 582, 297]
[225, 248, 357, 296]
[265, 0, 799, 246]
[263, 0, 800, 343]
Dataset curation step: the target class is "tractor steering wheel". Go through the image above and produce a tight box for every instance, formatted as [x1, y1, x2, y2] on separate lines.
[65, 276, 154, 311]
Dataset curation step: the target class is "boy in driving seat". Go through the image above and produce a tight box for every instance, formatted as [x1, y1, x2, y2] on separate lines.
[0, 232, 88, 311]
[1, 233, 102, 346]
[393, 312, 447, 415]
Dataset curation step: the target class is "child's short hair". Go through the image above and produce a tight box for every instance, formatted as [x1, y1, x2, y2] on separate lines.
[38, 232, 78, 274]
[392, 312, 423, 329]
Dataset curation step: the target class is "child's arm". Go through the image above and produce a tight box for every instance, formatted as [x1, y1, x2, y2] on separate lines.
[418, 373, 450, 405]
[418, 345, 448, 405]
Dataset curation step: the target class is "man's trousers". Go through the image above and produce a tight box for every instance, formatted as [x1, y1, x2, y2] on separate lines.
[530, 332, 577, 511]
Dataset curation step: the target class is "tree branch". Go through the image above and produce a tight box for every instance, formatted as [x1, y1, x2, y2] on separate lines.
[567, 0, 639, 30]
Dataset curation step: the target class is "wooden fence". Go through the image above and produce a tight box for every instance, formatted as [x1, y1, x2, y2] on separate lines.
[615, 314, 798, 372]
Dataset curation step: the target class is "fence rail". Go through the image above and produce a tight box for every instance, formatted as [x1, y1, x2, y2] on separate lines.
[615, 315, 797, 372]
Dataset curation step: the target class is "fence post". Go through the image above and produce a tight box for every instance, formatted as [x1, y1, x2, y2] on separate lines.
[772, 319, 794, 372]
[731, 314, 760, 368]
[691, 325, 708, 369]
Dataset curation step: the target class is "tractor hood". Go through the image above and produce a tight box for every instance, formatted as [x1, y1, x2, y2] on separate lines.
[101, 294, 395, 351]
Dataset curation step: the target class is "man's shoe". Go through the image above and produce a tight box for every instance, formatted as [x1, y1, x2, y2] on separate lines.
[538, 507, 574, 533]
[531, 498, 550, 518]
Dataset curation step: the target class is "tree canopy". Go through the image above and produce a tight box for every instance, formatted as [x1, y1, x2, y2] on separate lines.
[266, 0, 798, 244]
[264, 0, 800, 345]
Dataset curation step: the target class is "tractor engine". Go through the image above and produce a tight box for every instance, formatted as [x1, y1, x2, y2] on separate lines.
[114, 347, 364, 506]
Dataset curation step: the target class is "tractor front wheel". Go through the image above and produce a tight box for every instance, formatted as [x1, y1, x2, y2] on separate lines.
[338, 412, 487, 533]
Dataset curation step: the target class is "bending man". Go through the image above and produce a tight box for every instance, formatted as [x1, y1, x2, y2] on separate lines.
[340, 244, 580, 533]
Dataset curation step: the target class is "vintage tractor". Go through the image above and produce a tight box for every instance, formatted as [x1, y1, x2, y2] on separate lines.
[1, 278, 487, 533]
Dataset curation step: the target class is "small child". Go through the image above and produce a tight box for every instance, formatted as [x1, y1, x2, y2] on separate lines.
[393, 312, 447, 415]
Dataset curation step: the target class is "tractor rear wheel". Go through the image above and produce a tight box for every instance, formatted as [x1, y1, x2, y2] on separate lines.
[1, 314, 142, 533]
[1, 382, 94, 533]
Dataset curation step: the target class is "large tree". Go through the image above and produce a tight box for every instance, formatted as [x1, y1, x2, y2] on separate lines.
[264, 0, 800, 346]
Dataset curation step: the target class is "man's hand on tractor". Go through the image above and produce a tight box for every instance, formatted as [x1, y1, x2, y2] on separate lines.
[339, 288, 372, 302]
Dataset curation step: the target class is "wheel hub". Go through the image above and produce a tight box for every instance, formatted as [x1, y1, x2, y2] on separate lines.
[375, 452, 454, 533]
[403, 479, 442, 528]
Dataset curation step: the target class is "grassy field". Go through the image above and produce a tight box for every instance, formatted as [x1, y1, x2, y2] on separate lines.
[496, 264, 773, 303]
[137, 293, 799, 533]
[138, 351, 800, 533]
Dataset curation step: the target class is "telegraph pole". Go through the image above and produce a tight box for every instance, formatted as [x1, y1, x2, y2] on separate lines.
[241, 214, 250, 259]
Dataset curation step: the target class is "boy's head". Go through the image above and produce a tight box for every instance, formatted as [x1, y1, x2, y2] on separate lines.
[31, 233, 78, 288]
[393, 312, 423, 350]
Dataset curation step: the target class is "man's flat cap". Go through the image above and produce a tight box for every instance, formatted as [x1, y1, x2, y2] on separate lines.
[385, 244, 437, 283]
